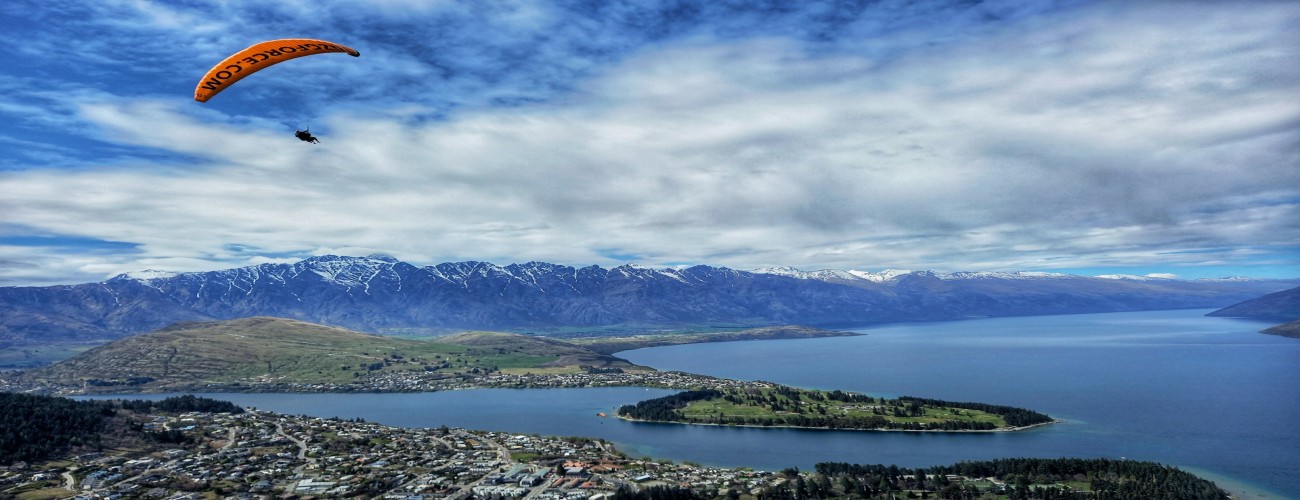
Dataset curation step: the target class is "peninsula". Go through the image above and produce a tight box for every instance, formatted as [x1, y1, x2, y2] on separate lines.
[617, 386, 1056, 431]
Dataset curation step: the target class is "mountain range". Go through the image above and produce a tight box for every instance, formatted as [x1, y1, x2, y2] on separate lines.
[3, 255, 1296, 344]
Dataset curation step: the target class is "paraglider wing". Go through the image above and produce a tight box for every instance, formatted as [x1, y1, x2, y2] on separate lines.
[194, 38, 360, 102]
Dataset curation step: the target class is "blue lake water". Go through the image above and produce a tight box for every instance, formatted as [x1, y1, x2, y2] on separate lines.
[85, 310, 1300, 498]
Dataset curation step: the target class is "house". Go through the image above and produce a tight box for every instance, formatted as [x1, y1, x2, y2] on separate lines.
[564, 466, 586, 476]
[521, 472, 547, 486]
[295, 478, 336, 494]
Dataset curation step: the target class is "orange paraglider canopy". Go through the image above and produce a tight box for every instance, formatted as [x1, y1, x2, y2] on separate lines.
[195, 38, 359, 102]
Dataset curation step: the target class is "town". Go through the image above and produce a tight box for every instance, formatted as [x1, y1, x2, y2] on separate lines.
[0, 392, 1234, 500]
[0, 368, 777, 397]
[0, 406, 816, 499]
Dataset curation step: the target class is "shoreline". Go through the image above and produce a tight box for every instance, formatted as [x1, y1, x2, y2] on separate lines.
[615, 414, 1062, 433]
[1173, 465, 1292, 500]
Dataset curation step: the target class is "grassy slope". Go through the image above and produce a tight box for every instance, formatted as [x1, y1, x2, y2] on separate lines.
[437, 331, 645, 373]
[0, 341, 101, 369]
[21, 317, 642, 388]
[682, 398, 1005, 428]
[675, 387, 1009, 429]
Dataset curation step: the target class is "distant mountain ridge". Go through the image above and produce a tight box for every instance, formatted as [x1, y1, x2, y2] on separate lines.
[2, 255, 1296, 343]
[1207, 286, 1300, 322]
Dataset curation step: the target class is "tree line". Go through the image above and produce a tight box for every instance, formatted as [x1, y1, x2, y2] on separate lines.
[1, 393, 243, 465]
[812, 458, 1229, 500]
[117, 394, 244, 414]
[0, 392, 115, 465]
[897, 396, 1054, 427]
[617, 389, 723, 421]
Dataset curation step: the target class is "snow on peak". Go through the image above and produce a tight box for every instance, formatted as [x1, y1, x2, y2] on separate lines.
[848, 269, 914, 282]
[752, 267, 913, 282]
[119, 269, 179, 281]
[365, 253, 400, 263]
[751, 266, 810, 278]
[1096, 274, 1168, 281]
[751, 267, 1085, 283]
[426, 261, 512, 285]
[939, 271, 1070, 280]
[298, 254, 400, 289]
[612, 263, 661, 280]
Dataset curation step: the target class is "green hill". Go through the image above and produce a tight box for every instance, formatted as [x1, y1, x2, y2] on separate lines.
[438, 331, 639, 371]
[19, 317, 642, 391]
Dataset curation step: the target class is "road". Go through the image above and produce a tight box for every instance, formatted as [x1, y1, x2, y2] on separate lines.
[61, 468, 77, 491]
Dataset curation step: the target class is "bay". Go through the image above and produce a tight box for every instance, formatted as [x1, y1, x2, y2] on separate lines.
[621, 308, 1300, 499]
[84, 310, 1300, 498]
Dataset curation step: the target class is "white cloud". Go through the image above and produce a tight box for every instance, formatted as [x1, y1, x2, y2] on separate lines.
[1, 1, 1297, 285]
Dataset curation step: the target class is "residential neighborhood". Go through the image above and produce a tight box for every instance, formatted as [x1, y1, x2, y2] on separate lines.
[0, 406, 796, 499]
[0, 390, 1235, 499]
[0, 368, 776, 397]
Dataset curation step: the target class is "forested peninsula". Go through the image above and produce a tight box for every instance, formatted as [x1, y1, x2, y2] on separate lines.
[0, 393, 241, 465]
[617, 386, 1055, 431]
[812, 458, 1229, 499]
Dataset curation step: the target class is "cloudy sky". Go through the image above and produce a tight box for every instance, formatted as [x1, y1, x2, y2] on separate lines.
[1, 0, 1297, 286]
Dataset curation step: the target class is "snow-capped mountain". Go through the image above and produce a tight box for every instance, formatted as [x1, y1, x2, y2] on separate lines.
[751, 268, 1074, 283]
[751, 267, 914, 283]
[1095, 274, 1174, 281]
[3, 255, 1296, 343]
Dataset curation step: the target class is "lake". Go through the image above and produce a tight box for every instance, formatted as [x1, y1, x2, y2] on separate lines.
[86, 309, 1300, 498]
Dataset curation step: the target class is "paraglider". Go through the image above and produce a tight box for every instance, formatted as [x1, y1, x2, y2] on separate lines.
[194, 38, 360, 103]
[195, 38, 359, 143]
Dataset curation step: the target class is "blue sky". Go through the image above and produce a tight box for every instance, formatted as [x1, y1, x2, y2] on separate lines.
[1, 0, 1297, 286]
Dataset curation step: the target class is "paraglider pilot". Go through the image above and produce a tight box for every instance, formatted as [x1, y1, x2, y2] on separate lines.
[295, 129, 320, 144]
